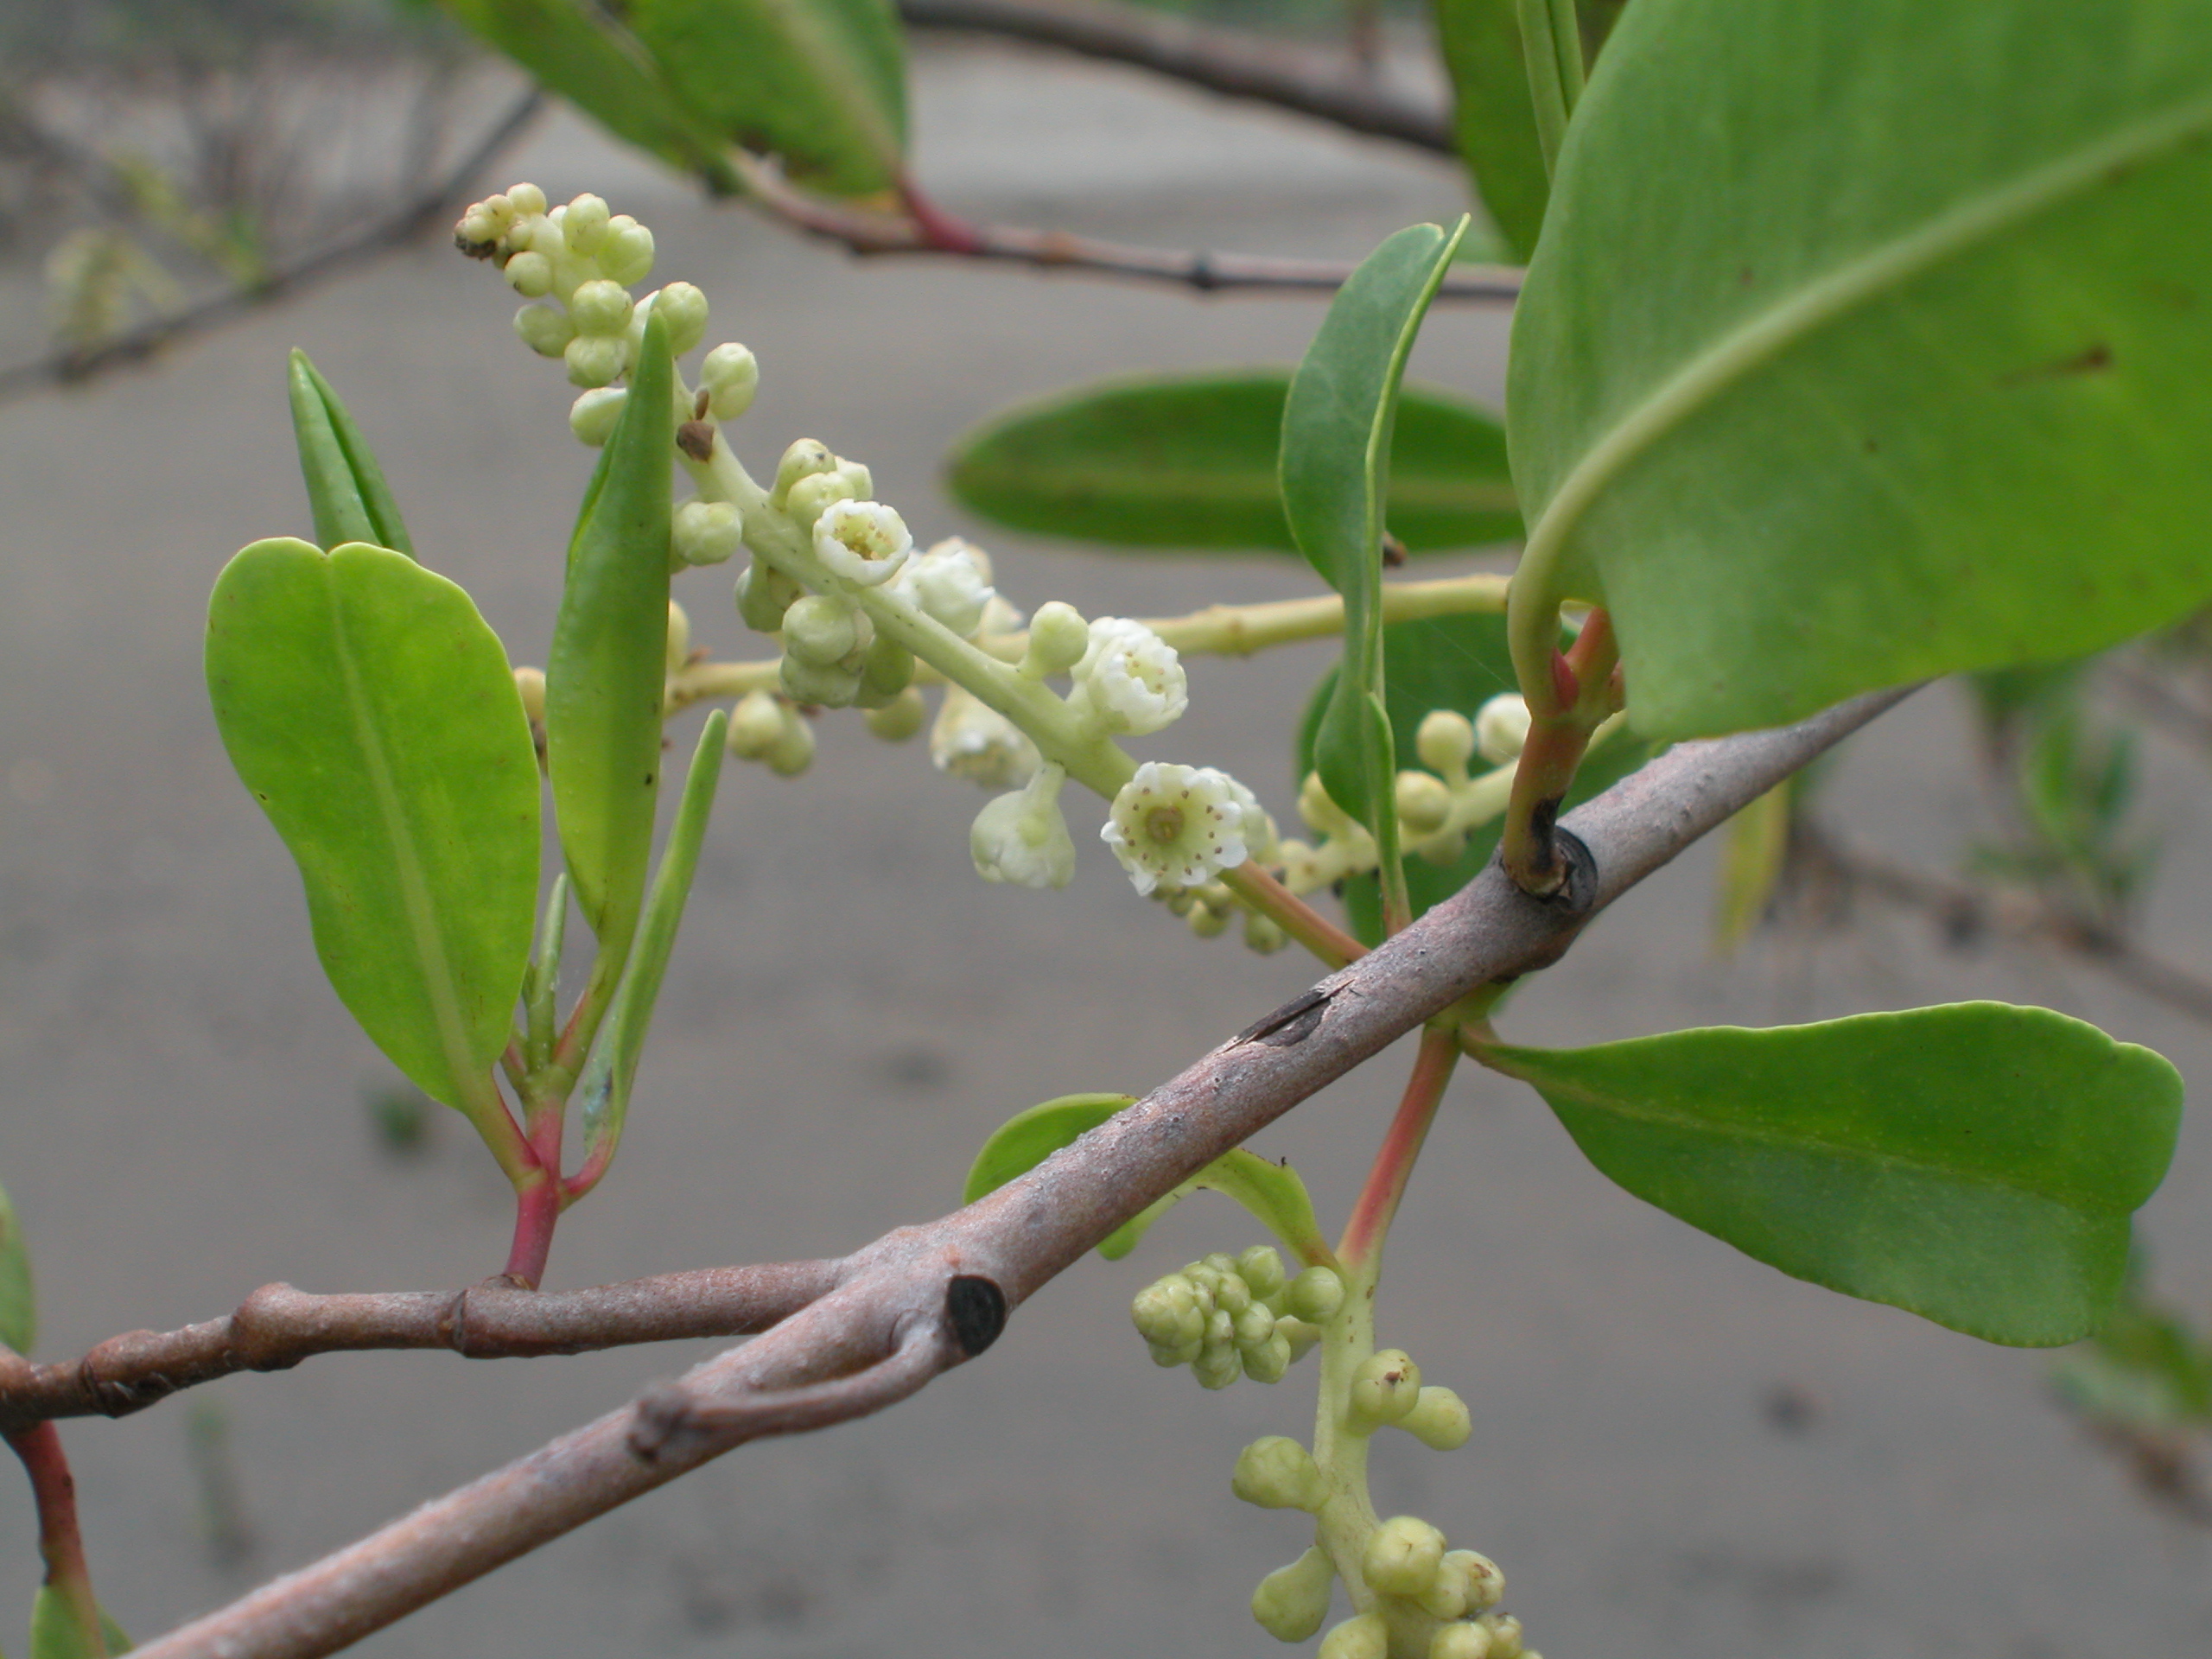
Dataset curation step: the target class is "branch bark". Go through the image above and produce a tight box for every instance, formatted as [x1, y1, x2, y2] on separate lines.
[124, 686, 1913, 1659]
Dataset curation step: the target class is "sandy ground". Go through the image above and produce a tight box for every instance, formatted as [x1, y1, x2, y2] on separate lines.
[0, 35, 2207, 1659]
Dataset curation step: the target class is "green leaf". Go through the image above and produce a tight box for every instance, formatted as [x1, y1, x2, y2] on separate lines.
[29, 1590, 129, 1659]
[1432, 1, 1546, 261]
[1484, 1002, 2183, 1345]
[287, 351, 413, 556]
[575, 711, 728, 1179]
[1296, 609, 1651, 944]
[626, 0, 907, 197]
[1509, 0, 2212, 741]
[1283, 221, 1468, 921]
[435, 0, 737, 188]
[548, 310, 676, 960]
[944, 369, 1516, 556]
[207, 539, 539, 1117]
[0, 1178, 34, 1355]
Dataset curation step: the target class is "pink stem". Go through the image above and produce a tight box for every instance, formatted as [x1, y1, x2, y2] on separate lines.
[8, 1421, 105, 1655]
[1338, 1025, 1460, 1269]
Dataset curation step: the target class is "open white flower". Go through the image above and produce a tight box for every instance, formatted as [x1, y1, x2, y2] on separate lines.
[892, 537, 995, 638]
[1072, 617, 1188, 736]
[930, 683, 1040, 790]
[1101, 762, 1260, 894]
[812, 499, 912, 588]
[970, 764, 1076, 888]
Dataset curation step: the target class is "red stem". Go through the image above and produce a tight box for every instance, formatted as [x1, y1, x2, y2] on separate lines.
[8, 1421, 105, 1655]
[1338, 1024, 1460, 1269]
[501, 1103, 566, 1288]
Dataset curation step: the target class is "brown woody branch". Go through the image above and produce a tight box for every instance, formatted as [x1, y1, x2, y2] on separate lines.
[126, 686, 1913, 1659]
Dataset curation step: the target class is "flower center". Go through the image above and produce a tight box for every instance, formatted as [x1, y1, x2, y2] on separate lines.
[1144, 805, 1185, 844]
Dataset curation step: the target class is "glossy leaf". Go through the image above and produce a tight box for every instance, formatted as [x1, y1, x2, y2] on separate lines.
[287, 351, 413, 556]
[1283, 221, 1466, 920]
[1510, 0, 2212, 741]
[0, 1178, 32, 1355]
[436, 0, 736, 188]
[1296, 609, 1650, 944]
[944, 370, 1516, 556]
[626, 0, 907, 197]
[1484, 1003, 2183, 1345]
[575, 711, 728, 1179]
[207, 539, 539, 1114]
[548, 310, 676, 960]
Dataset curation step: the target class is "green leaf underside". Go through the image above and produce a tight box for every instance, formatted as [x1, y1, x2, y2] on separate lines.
[945, 370, 1516, 555]
[29, 1592, 129, 1659]
[1296, 610, 1652, 945]
[0, 1178, 33, 1354]
[1431, 0, 1549, 262]
[287, 351, 413, 556]
[576, 711, 728, 1169]
[437, 0, 735, 186]
[1284, 222, 1466, 904]
[1487, 1002, 2183, 1345]
[1509, 0, 2212, 741]
[207, 540, 539, 1111]
[548, 310, 676, 957]
[626, 0, 907, 197]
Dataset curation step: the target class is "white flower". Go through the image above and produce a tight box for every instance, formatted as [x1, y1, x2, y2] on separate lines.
[930, 683, 1040, 789]
[970, 764, 1076, 888]
[1475, 692, 1533, 766]
[1071, 617, 1188, 736]
[891, 537, 995, 638]
[1101, 762, 1261, 894]
[812, 499, 912, 588]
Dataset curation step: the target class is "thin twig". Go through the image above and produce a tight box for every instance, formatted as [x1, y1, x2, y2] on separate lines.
[126, 687, 1913, 1659]
[0, 89, 545, 403]
[897, 0, 1456, 154]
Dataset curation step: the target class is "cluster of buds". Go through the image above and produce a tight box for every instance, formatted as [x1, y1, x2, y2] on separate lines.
[1130, 1249, 1341, 1389]
[1264, 1513, 1519, 1656]
[1159, 876, 1288, 951]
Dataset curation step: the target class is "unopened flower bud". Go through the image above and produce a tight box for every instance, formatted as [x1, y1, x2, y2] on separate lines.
[725, 690, 788, 760]
[893, 538, 994, 637]
[1319, 1611, 1389, 1659]
[1287, 1266, 1344, 1323]
[1402, 1385, 1472, 1451]
[781, 594, 859, 667]
[1476, 693, 1532, 766]
[1212, 1272, 1252, 1317]
[513, 665, 546, 728]
[702, 342, 760, 419]
[665, 600, 691, 676]
[1446, 1551, 1503, 1614]
[568, 387, 627, 447]
[1243, 1331, 1294, 1383]
[1188, 900, 1230, 938]
[673, 499, 742, 567]
[1395, 770, 1452, 835]
[646, 282, 709, 356]
[781, 655, 863, 708]
[1149, 1338, 1202, 1368]
[1475, 1612, 1523, 1658]
[456, 199, 509, 245]
[565, 334, 627, 389]
[504, 251, 554, 297]
[561, 191, 610, 252]
[514, 302, 575, 357]
[1205, 1307, 1235, 1350]
[835, 457, 873, 498]
[1192, 1345, 1243, 1390]
[1348, 1350, 1422, 1430]
[859, 634, 915, 700]
[863, 687, 928, 741]
[1023, 601, 1090, 677]
[1244, 912, 1287, 954]
[1231, 1437, 1325, 1510]
[1364, 1515, 1446, 1598]
[785, 468, 860, 530]
[1237, 1245, 1287, 1300]
[766, 711, 816, 776]
[1416, 709, 1478, 779]
[1233, 1303, 1275, 1351]
[598, 218, 655, 286]
[505, 181, 548, 217]
[735, 563, 801, 633]
[1132, 1275, 1204, 1347]
[570, 279, 634, 337]
[1428, 1623, 1494, 1659]
[1251, 1548, 1336, 1643]
[971, 763, 1076, 889]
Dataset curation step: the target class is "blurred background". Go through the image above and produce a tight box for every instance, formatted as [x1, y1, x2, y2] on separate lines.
[0, 3, 2208, 1656]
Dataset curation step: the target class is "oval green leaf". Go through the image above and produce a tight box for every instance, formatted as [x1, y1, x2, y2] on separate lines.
[548, 310, 676, 959]
[288, 351, 413, 556]
[29, 1590, 128, 1659]
[1484, 1002, 2183, 1345]
[945, 369, 1516, 556]
[207, 539, 540, 1116]
[1509, 0, 2212, 741]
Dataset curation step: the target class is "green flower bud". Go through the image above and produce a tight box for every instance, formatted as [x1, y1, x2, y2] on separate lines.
[1230, 1437, 1325, 1510]
[702, 342, 760, 419]
[1415, 829, 1471, 868]
[513, 664, 546, 728]
[1475, 693, 1532, 766]
[565, 334, 627, 389]
[772, 439, 836, 509]
[1192, 1345, 1243, 1390]
[1238, 1245, 1287, 1300]
[665, 599, 692, 676]
[560, 191, 610, 252]
[1277, 1317, 1323, 1362]
[781, 594, 858, 667]
[1188, 900, 1231, 939]
[863, 687, 928, 741]
[570, 278, 634, 337]
[1149, 1338, 1202, 1367]
[1131, 1276, 1202, 1347]
[781, 654, 862, 708]
[1414, 1567, 1469, 1622]
[1318, 1611, 1389, 1659]
[1185, 1264, 1226, 1304]
[766, 710, 816, 777]
[514, 302, 575, 357]
[505, 181, 549, 217]
[1402, 1385, 1472, 1451]
[504, 251, 555, 297]
[598, 217, 655, 286]
[1446, 1551, 1503, 1615]
[1213, 1272, 1252, 1316]
[568, 386, 627, 447]
[1204, 1307, 1235, 1350]
[1023, 601, 1091, 677]
[785, 468, 860, 530]
[735, 562, 801, 633]
[1243, 1330, 1294, 1383]
[1427, 1622, 1494, 1659]
[1251, 1548, 1336, 1643]
[456, 197, 510, 245]
[673, 499, 742, 567]
[859, 634, 915, 698]
[1416, 709, 1478, 779]
[646, 282, 709, 356]
[1363, 1515, 1446, 1598]
[1243, 912, 1287, 954]
[1348, 1350, 1422, 1430]
[1233, 1302, 1276, 1351]
[835, 457, 873, 498]
[1475, 1612, 1523, 1658]
[1395, 769, 1453, 835]
[1287, 1266, 1345, 1322]
[725, 690, 788, 760]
